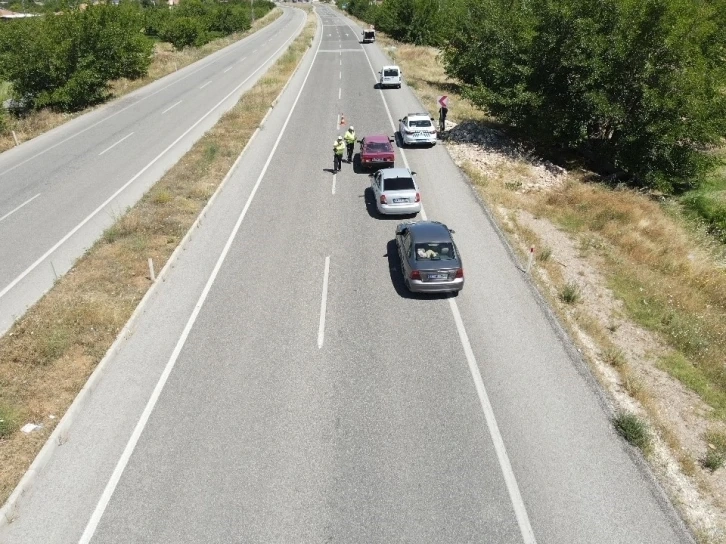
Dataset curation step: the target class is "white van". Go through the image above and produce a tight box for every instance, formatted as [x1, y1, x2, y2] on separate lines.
[379, 65, 402, 89]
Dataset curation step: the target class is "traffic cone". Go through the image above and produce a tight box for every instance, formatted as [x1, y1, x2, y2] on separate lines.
[340, 113, 346, 127]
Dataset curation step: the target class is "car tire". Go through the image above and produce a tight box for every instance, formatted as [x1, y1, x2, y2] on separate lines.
[397, 84, 401, 89]
[404, 277, 412, 291]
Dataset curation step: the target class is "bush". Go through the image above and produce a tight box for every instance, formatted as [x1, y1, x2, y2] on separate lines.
[0, 2, 153, 112]
[161, 16, 208, 49]
[614, 412, 651, 451]
[442, 0, 726, 193]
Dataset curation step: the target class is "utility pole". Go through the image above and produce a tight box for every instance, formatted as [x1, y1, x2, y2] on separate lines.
[250, 0, 254, 23]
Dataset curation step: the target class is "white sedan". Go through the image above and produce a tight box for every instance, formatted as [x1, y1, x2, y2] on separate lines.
[398, 113, 437, 146]
[370, 167, 421, 216]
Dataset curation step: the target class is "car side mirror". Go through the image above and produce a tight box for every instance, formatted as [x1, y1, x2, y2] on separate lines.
[389, 137, 395, 142]
[449, 229, 456, 234]
[431, 117, 435, 122]
[398, 119, 402, 122]
[411, 171, 417, 175]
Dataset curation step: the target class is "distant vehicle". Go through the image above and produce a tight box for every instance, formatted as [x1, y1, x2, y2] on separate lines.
[395, 221, 464, 294]
[359, 134, 395, 169]
[362, 28, 375, 43]
[398, 113, 437, 146]
[371, 168, 421, 216]
[379, 65, 402, 89]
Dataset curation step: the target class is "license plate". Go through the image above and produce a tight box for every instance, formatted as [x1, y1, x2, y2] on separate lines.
[393, 198, 408, 203]
[373, 158, 384, 162]
[429, 273, 448, 280]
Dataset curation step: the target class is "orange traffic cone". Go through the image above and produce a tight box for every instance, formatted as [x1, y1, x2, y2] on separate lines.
[340, 114, 346, 127]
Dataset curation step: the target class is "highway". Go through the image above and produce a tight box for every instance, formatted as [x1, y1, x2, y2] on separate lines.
[0, 6, 694, 543]
[0, 7, 306, 335]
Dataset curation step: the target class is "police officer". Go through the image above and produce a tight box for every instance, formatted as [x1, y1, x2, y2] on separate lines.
[343, 126, 356, 163]
[333, 136, 345, 172]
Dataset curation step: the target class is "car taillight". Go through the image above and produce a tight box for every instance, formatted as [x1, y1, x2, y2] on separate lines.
[455, 268, 464, 278]
[380, 194, 387, 204]
[415, 192, 421, 202]
[410, 270, 421, 280]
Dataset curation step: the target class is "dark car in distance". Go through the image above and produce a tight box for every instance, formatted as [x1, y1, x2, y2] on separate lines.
[359, 134, 395, 169]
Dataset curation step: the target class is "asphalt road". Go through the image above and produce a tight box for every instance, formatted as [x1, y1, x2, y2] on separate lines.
[0, 6, 306, 335]
[0, 6, 694, 544]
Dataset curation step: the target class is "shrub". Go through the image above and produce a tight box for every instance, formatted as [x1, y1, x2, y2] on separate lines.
[161, 16, 207, 49]
[614, 412, 651, 451]
[702, 431, 726, 472]
[559, 281, 580, 304]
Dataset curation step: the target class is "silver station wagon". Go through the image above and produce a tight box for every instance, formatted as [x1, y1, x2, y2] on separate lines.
[395, 221, 464, 294]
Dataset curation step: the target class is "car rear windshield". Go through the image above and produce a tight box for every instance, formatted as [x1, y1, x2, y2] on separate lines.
[383, 69, 399, 77]
[366, 142, 391, 152]
[414, 242, 455, 261]
[383, 177, 415, 191]
[410, 119, 432, 128]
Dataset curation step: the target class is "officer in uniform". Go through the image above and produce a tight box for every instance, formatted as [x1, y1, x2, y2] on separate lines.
[333, 136, 345, 172]
[343, 126, 356, 163]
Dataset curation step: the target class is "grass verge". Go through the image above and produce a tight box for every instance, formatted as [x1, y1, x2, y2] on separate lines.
[0, 7, 316, 509]
[0, 7, 283, 154]
[614, 412, 652, 452]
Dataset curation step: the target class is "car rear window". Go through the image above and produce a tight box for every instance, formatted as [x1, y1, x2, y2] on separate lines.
[383, 177, 415, 191]
[383, 69, 399, 77]
[366, 142, 391, 152]
[410, 119, 432, 128]
[414, 242, 455, 261]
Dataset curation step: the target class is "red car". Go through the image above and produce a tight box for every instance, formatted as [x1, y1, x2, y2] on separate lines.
[359, 134, 395, 169]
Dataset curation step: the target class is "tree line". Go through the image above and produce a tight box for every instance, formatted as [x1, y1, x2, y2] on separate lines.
[0, 0, 274, 115]
[340, 0, 726, 193]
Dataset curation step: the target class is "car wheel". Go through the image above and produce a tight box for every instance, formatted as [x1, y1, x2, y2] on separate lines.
[404, 277, 412, 291]
[397, 84, 401, 89]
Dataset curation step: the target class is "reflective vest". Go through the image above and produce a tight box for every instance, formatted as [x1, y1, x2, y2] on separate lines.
[334, 141, 345, 155]
[344, 130, 356, 144]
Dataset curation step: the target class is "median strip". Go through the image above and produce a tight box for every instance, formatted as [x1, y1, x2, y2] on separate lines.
[0, 7, 316, 510]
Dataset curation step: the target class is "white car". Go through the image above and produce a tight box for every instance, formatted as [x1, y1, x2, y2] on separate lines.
[379, 65, 402, 88]
[398, 113, 437, 146]
[371, 167, 421, 216]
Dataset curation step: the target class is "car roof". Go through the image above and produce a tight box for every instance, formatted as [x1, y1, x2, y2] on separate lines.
[381, 65, 399, 70]
[408, 221, 452, 243]
[379, 167, 412, 179]
[407, 113, 431, 119]
[364, 134, 391, 143]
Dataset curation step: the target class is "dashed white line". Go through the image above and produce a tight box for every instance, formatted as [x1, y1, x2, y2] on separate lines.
[0, 193, 41, 224]
[339, 71, 342, 80]
[238, 56, 247, 63]
[199, 81, 212, 89]
[338, 87, 341, 100]
[347, 18, 538, 544]
[76, 10, 321, 543]
[317, 256, 331, 348]
[161, 100, 182, 114]
[223, 65, 234, 73]
[98, 132, 134, 156]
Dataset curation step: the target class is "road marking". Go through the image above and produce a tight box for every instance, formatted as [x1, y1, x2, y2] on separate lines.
[339, 71, 342, 80]
[98, 132, 134, 156]
[161, 100, 182, 114]
[238, 56, 247, 63]
[317, 256, 331, 348]
[0, 11, 307, 303]
[199, 81, 212, 89]
[347, 17, 538, 544]
[0, 193, 41, 224]
[332, 173, 337, 194]
[76, 12, 321, 543]
[335, 113, 340, 129]
[338, 87, 341, 100]
[223, 65, 234, 73]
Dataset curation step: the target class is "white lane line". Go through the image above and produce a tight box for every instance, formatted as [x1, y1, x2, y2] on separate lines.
[347, 18, 538, 544]
[161, 100, 182, 114]
[338, 87, 341, 100]
[0, 193, 41, 224]
[199, 80, 212, 89]
[0, 11, 307, 303]
[339, 71, 342, 80]
[76, 12, 321, 543]
[332, 173, 337, 194]
[317, 256, 331, 348]
[98, 132, 134, 156]
[223, 65, 234, 73]
[238, 56, 247, 63]
[336, 113, 340, 129]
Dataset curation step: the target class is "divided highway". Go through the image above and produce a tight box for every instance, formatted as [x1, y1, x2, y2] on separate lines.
[0, 7, 306, 335]
[0, 6, 694, 543]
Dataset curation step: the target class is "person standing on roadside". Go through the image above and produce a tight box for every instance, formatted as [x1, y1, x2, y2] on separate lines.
[438, 105, 448, 133]
[344, 125, 356, 163]
[333, 136, 345, 172]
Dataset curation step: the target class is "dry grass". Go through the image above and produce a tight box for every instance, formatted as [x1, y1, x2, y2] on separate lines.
[0, 8, 283, 154]
[0, 8, 316, 508]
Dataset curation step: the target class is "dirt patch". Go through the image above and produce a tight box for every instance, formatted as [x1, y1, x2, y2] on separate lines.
[444, 119, 726, 542]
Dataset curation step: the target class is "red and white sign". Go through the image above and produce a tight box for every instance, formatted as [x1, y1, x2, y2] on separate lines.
[437, 95, 449, 108]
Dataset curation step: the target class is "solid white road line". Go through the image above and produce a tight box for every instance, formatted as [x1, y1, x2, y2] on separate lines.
[0, 11, 307, 303]
[199, 81, 212, 89]
[76, 12, 321, 543]
[332, 173, 337, 194]
[0, 14, 292, 179]
[346, 17, 538, 544]
[98, 132, 135, 156]
[317, 256, 331, 348]
[161, 100, 182, 114]
[0, 193, 41, 224]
